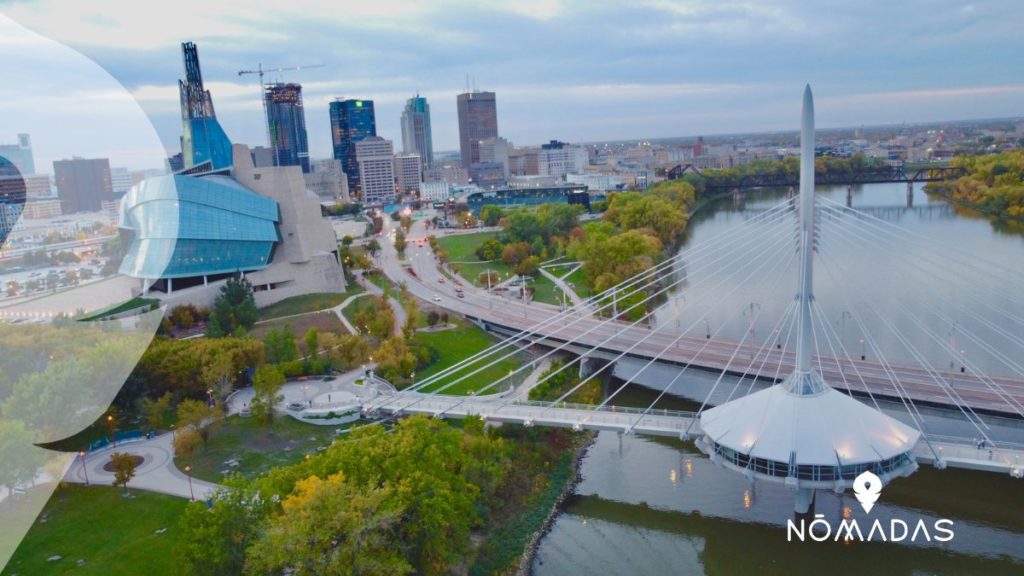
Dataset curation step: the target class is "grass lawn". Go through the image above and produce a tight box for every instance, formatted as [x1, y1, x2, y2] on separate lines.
[340, 293, 380, 331]
[78, 297, 160, 321]
[3, 485, 187, 576]
[413, 320, 525, 396]
[250, 313, 349, 344]
[561, 267, 592, 298]
[436, 232, 568, 305]
[436, 232, 512, 285]
[257, 288, 363, 321]
[175, 415, 340, 483]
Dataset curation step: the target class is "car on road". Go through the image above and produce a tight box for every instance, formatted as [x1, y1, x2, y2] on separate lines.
[433, 295, 442, 302]
[457, 292, 465, 298]
[438, 276, 445, 283]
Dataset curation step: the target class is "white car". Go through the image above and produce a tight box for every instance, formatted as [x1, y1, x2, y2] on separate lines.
[433, 295, 442, 302]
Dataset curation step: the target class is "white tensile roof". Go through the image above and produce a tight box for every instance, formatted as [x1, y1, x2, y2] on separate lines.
[700, 373, 921, 467]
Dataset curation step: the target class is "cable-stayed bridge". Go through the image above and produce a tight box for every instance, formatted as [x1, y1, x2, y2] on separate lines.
[365, 88, 1024, 511]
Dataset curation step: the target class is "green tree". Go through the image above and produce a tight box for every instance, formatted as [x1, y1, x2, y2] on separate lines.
[251, 364, 286, 426]
[141, 392, 173, 432]
[173, 427, 202, 459]
[246, 473, 412, 576]
[109, 452, 140, 494]
[479, 205, 506, 227]
[178, 481, 268, 576]
[394, 227, 407, 256]
[0, 419, 45, 497]
[177, 399, 224, 448]
[205, 275, 258, 337]
[304, 327, 320, 358]
[264, 328, 299, 364]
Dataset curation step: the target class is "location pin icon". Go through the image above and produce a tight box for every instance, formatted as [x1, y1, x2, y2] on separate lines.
[853, 471, 882, 513]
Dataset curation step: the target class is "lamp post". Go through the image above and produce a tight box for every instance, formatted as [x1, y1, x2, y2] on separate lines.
[184, 465, 195, 502]
[703, 318, 711, 339]
[860, 338, 866, 361]
[79, 450, 89, 486]
[106, 414, 116, 447]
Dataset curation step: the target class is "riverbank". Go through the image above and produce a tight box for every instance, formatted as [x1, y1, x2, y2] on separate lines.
[514, 432, 596, 576]
[924, 185, 1024, 225]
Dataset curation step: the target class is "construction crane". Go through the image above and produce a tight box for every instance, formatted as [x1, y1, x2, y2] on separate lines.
[238, 63, 325, 154]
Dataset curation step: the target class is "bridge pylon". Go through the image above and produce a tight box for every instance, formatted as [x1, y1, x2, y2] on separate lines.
[695, 86, 921, 515]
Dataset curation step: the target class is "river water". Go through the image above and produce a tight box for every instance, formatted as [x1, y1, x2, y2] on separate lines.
[532, 184, 1024, 575]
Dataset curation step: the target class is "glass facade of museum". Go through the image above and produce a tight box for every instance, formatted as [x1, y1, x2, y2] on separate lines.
[119, 175, 279, 279]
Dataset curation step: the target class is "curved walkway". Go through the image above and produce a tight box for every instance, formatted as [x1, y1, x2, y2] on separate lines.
[63, 433, 220, 501]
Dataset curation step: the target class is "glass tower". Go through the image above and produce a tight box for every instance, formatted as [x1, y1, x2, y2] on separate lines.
[265, 83, 311, 173]
[400, 95, 433, 168]
[179, 42, 233, 173]
[329, 99, 376, 194]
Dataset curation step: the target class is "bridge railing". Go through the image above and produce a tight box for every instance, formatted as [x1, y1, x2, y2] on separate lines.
[925, 433, 1024, 452]
[512, 399, 697, 419]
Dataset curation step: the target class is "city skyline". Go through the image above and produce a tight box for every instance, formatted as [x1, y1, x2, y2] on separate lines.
[3, 1, 1024, 171]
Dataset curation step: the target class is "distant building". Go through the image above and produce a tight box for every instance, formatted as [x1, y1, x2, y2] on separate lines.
[251, 146, 274, 168]
[400, 95, 433, 168]
[538, 140, 588, 178]
[110, 167, 134, 195]
[565, 172, 624, 192]
[265, 83, 311, 173]
[423, 164, 469, 186]
[22, 174, 52, 198]
[22, 198, 62, 220]
[179, 42, 232, 173]
[355, 136, 395, 205]
[393, 153, 422, 196]
[304, 158, 350, 204]
[330, 98, 376, 194]
[167, 152, 184, 173]
[54, 157, 112, 214]
[478, 136, 511, 179]
[469, 161, 507, 189]
[456, 91, 498, 171]
[509, 146, 540, 176]
[0, 133, 35, 175]
[0, 157, 26, 241]
[420, 180, 450, 202]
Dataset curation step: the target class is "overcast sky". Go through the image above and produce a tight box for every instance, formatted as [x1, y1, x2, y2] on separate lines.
[2, 0, 1023, 170]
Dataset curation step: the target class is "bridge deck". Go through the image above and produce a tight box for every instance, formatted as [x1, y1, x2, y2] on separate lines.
[470, 310, 1024, 418]
[370, 395, 1024, 478]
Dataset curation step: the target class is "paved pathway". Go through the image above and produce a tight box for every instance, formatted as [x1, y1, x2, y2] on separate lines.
[538, 265, 588, 310]
[63, 433, 220, 501]
[330, 291, 368, 334]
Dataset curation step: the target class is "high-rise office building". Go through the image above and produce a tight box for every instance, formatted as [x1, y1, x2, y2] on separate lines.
[400, 95, 433, 168]
[478, 136, 511, 178]
[393, 153, 422, 195]
[456, 91, 498, 171]
[265, 83, 311, 173]
[54, 157, 112, 214]
[0, 133, 35, 175]
[355, 136, 395, 205]
[179, 42, 232, 172]
[329, 98, 376, 194]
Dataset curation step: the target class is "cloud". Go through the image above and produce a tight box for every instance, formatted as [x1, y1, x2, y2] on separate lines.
[2, 1, 1023, 166]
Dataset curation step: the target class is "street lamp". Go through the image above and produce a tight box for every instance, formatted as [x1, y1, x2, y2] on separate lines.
[79, 450, 89, 486]
[703, 319, 711, 339]
[860, 338, 866, 361]
[106, 414, 116, 446]
[184, 465, 195, 501]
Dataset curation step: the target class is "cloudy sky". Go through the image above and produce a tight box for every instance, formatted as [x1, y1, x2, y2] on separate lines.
[2, 0, 1023, 170]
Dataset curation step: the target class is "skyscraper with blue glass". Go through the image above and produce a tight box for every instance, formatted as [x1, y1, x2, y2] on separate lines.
[329, 98, 376, 195]
[265, 83, 311, 173]
[179, 42, 232, 173]
[401, 95, 433, 168]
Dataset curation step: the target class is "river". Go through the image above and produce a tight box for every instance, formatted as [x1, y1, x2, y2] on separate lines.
[532, 183, 1024, 575]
